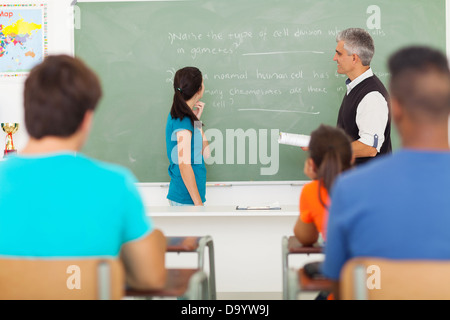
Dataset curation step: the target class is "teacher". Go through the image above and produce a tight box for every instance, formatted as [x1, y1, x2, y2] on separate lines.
[165, 67, 209, 206]
[334, 28, 392, 165]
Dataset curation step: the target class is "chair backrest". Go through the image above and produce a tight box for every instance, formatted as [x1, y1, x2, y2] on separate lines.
[0, 257, 124, 300]
[340, 257, 450, 300]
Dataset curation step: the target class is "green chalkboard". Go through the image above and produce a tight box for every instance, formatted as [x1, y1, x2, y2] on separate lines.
[74, 0, 446, 182]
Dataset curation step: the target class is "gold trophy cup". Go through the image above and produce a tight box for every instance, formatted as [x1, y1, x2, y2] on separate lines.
[1, 123, 19, 156]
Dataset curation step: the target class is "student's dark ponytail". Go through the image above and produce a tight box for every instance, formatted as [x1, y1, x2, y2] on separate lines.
[318, 147, 343, 192]
[170, 67, 203, 126]
[309, 125, 353, 208]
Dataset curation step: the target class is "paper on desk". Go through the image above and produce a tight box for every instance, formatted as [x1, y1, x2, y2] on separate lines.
[236, 202, 281, 210]
[278, 132, 310, 148]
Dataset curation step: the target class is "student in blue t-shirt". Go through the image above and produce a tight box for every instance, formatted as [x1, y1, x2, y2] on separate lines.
[165, 67, 210, 206]
[0, 55, 167, 292]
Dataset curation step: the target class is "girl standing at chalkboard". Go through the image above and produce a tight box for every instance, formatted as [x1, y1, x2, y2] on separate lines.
[165, 67, 209, 206]
[293, 124, 353, 245]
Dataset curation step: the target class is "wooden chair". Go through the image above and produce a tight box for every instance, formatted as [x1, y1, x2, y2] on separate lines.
[125, 268, 208, 300]
[340, 257, 450, 300]
[0, 257, 124, 300]
[281, 235, 323, 299]
[166, 236, 216, 299]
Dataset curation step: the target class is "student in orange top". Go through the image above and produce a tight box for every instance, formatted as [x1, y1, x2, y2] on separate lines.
[294, 124, 353, 246]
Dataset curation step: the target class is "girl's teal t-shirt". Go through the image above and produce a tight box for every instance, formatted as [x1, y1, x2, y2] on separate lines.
[165, 114, 206, 204]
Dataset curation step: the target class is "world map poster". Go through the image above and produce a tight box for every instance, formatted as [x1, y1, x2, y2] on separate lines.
[0, 3, 47, 78]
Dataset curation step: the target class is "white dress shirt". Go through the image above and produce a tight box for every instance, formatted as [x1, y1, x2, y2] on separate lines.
[346, 68, 389, 152]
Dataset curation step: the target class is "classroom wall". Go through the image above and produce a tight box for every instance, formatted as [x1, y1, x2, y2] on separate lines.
[1, 0, 449, 207]
[0, 0, 75, 152]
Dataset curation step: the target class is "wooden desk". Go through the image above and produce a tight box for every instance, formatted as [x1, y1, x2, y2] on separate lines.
[166, 236, 216, 300]
[287, 265, 333, 300]
[125, 269, 208, 300]
[297, 268, 332, 291]
[147, 205, 300, 296]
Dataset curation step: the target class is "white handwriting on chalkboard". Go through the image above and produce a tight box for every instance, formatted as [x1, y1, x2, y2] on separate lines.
[307, 86, 327, 94]
[190, 47, 233, 59]
[213, 71, 248, 80]
[229, 88, 283, 96]
[206, 30, 223, 40]
[294, 28, 322, 37]
[166, 67, 176, 84]
[168, 32, 203, 44]
[313, 71, 329, 79]
[166, 63, 336, 115]
[204, 89, 224, 100]
[256, 69, 288, 80]
[167, 24, 387, 60]
[273, 28, 289, 38]
[228, 31, 253, 40]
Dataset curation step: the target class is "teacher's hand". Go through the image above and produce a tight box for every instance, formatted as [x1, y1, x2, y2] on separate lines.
[193, 101, 205, 120]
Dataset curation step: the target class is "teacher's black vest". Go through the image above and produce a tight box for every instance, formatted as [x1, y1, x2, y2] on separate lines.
[337, 75, 392, 166]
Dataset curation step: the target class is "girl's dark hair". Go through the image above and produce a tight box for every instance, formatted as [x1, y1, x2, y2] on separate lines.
[308, 124, 353, 207]
[170, 67, 203, 126]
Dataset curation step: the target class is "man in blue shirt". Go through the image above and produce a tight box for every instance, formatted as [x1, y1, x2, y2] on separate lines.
[323, 46, 450, 299]
[0, 55, 167, 291]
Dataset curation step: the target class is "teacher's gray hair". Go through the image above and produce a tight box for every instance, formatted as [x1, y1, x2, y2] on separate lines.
[337, 28, 375, 66]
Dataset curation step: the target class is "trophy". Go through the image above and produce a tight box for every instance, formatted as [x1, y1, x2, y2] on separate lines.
[1, 123, 19, 156]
